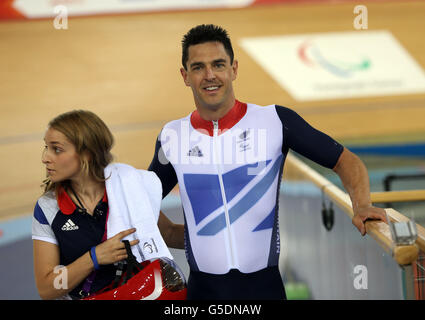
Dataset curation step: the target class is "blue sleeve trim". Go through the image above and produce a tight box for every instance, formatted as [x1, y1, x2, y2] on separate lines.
[34, 202, 49, 225]
[275, 105, 344, 169]
[148, 132, 178, 198]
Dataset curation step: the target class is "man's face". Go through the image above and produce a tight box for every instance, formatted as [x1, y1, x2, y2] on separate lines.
[181, 41, 238, 113]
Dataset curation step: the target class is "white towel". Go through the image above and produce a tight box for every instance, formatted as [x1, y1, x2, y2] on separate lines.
[104, 163, 172, 262]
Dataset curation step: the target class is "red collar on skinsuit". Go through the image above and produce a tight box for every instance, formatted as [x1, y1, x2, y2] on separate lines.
[190, 100, 247, 136]
[57, 186, 108, 215]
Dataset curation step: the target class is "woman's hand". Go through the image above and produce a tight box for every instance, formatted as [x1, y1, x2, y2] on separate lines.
[94, 228, 139, 265]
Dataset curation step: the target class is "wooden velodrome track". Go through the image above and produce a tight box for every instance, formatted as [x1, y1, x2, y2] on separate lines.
[0, 1, 424, 221]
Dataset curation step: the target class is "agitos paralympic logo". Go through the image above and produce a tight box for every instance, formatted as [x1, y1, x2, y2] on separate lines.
[298, 40, 371, 78]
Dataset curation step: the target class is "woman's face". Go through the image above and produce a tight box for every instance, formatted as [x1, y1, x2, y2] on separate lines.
[42, 128, 81, 183]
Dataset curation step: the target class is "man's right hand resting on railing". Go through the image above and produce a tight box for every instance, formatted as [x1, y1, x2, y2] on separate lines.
[333, 147, 387, 236]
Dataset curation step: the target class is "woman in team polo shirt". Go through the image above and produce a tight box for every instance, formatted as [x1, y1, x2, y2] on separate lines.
[32, 110, 184, 300]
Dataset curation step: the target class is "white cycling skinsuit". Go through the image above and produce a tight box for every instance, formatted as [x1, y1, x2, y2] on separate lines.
[149, 100, 344, 299]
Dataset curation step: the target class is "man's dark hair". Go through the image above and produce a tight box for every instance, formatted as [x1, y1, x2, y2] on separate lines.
[181, 24, 234, 70]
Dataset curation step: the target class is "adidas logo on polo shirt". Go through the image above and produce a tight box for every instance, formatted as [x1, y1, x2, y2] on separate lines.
[61, 219, 79, 231]
[187, 146, 203, 157]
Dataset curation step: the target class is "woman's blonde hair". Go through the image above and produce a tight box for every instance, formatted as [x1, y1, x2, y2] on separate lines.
[42, 110, 114, 194]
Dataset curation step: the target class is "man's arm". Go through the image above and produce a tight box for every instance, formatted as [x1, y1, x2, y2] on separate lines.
[275, 105, 387, 236]
[333, 147, 387, 235]
[158, 211, 185, 249]
[148, 133, 178, 199]
[149, 134, 185, 249]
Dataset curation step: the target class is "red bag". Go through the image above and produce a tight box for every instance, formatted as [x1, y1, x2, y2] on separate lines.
[84, 240, 187, 300]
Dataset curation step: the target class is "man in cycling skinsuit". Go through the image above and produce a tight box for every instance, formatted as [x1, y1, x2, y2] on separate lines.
[148, 24, 387, 300]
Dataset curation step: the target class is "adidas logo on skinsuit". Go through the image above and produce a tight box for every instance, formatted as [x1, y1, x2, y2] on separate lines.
[187, 146, 203, 157]
[239, 129, 250, 141]
[61, 219, 79, 231]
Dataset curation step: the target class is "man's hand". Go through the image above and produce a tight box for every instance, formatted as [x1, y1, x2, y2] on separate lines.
[352, 206, 387, 236]
[333, 148, 388, 236]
